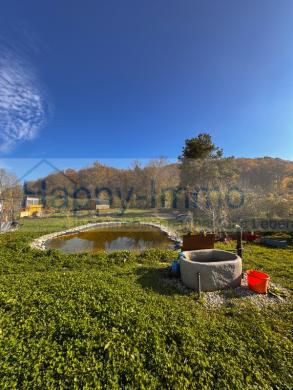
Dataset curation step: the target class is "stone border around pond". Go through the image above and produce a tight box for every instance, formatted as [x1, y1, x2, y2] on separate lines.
[30, 221, 182, 251]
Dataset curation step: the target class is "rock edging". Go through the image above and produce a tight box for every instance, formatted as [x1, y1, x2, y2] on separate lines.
[30, 221, 182, 251]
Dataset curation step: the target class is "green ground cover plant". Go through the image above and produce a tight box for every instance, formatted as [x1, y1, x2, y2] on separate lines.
[0, 215, 292, 389]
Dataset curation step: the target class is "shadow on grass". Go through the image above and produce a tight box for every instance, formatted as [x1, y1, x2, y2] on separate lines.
[136, 266, 185, 296]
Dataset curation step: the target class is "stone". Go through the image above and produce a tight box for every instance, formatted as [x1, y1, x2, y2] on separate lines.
[179, 249, 242, 292]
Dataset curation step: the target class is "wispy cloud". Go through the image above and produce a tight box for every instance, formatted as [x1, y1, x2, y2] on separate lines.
[0, 31, 50, 153]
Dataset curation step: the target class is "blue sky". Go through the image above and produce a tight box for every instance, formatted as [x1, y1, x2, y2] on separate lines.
[0, 0, 293, 177]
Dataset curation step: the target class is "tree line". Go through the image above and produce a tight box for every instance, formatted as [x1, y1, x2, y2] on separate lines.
[1, 133, 292, 229]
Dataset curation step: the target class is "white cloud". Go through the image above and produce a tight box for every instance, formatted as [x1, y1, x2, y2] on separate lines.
[0, 48, 49, 153]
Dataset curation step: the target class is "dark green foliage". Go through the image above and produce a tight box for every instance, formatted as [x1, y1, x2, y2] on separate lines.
[179, 133, 223, 161]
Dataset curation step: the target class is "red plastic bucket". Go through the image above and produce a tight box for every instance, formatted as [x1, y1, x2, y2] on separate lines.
[247, 270, 270, 294]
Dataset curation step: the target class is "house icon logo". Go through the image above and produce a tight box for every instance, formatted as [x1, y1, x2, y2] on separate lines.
[18, 159, 78, 209]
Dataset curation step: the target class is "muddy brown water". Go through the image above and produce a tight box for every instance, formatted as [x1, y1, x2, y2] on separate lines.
[47, 224, 175, 253]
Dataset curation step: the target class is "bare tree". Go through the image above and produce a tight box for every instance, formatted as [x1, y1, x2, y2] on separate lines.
[0, 169, 22, 229]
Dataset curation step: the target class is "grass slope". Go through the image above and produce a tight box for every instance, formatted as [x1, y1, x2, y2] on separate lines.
[0, 216, 292, 389]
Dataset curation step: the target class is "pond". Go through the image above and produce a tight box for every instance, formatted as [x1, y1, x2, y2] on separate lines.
[47, 224, 175, 253]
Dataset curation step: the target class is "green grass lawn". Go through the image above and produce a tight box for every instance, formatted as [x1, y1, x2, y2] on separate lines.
[0, 215, 292, 389]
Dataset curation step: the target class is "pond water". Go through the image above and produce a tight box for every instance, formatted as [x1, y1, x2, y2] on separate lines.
[47, 224, 175, 253]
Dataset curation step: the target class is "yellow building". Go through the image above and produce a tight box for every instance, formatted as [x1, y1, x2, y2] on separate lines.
[20, 197, 43, 217]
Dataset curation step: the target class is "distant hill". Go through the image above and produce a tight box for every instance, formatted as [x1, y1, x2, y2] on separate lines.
[24, 157, 293, 208]
[235, 157, 293, 195]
